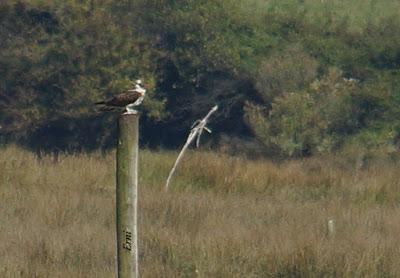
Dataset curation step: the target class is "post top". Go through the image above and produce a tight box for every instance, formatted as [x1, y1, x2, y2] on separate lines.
[120, 112, 140, 117]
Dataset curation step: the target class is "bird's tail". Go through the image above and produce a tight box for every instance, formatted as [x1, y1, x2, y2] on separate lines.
[94, 101, 105, 105]
[95, 106, 118, 115]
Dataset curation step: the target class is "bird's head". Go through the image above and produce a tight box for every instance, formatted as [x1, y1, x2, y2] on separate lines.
[128, 79, 146, 95]
[129, 79, 143, 88]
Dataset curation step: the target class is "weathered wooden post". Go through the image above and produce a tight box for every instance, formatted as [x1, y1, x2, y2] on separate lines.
[116, 113, 139, 277]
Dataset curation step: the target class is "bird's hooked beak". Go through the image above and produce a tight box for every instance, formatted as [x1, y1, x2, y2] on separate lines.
[131, 79, 144, 89]
[129, 79, 142, 85]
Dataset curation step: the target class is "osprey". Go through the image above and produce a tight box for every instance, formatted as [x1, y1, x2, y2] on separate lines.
[95, 80, 146, 114]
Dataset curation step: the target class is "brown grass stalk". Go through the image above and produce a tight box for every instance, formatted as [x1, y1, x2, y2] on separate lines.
[1, 145, 400, 277]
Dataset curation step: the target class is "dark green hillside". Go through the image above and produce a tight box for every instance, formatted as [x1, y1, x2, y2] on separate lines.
[1, 0, 400, 157]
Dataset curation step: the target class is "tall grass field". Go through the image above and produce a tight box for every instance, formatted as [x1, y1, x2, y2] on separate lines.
[1, 145, 400, 277]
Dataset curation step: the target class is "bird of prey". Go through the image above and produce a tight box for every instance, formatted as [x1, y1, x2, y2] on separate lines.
[95, 80, 146, 114]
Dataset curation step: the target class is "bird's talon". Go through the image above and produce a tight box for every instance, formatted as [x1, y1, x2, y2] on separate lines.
[122, 110, 138, 115]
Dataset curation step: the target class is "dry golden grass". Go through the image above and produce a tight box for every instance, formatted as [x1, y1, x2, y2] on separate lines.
[1, 145, 400, 277]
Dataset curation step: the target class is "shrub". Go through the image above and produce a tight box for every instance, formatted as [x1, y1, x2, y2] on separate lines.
[245, 68, 387, 157]
[254, 45, 318, 104]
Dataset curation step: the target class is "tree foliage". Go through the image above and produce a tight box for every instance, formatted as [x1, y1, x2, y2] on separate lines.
[246, 69, 385, 156]
[1, 0, 400, 156]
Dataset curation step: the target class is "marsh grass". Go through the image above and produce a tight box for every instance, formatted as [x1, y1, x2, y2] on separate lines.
[1, 145, 400, 277]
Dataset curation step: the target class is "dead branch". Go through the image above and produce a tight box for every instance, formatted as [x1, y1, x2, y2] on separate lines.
[165, 105, 218, 190]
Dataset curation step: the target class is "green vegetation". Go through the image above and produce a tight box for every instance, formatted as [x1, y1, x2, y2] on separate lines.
[2, 3, 400, 275]
[1, 0, 400, 157]
[2, 146, 400, 276]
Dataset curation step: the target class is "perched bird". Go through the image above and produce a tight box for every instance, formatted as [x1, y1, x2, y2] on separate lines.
[95, 80, 146, 114]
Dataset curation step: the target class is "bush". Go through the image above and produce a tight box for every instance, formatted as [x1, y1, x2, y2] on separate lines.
[0, 1, 164, 150]
[2, 0, 400, 156]
[245, 68, 391, 157]
[254, 45, 318, 104]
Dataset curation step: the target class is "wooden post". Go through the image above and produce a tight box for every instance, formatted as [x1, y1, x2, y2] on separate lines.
[116, 113, 139, 278]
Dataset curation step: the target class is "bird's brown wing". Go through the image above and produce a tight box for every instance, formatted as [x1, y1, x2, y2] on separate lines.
[103, 91, 142, 107]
